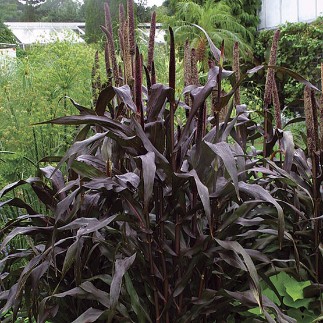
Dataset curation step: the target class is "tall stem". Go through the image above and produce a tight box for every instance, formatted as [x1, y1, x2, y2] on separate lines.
[304, 86, 322, 281]
[147, 11, 156, 72]
[168, 27, 176, 170]
[184, 40, 192, 118]
[135, 47, 144, 128]
[263, 30, 280, 157]
[319, 63, 323, 151]
[214, 41, 225, 142]
[233, 42, 241, 106]
[155, 184, 169, 322]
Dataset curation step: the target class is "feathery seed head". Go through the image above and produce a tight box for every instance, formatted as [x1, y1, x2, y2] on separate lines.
[127, 0, 135, 56]
[147, 11, 156, 72]
[233, 41, 241, 105]
[304, 86, 317, 155]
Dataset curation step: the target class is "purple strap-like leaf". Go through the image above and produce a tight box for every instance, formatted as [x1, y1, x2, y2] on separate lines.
[95, 86, 115, 116]
[1, 227, 51, 252]
[238, 182, 284, 248]
[176, 77, 216, 152]
[51, 281, 110, 308]
[281, 131, 294, 173]
[30, 260, 50, 290]
[53, 132, 108, 178]
[115, 172, 140, 189]
[59, 215, 117, 238]
[37, 115, 134, 136]
[247, 65, 320, 91]
[268, 65, 320, 91]
[113, 85, 137, 113]
[71, 160, 106, 179]
[2, 254, 46, 317]
[0, 283, 19, 314]
[0, 251, 33, 269]
[208, 66, 233, 80]
[65, 96, 96, 115]
[110, 253, 136, 308]
[59, 217, 101, 231]
[72, 308, 104, 323]
[84, 177, 125, 192]
[61, 239, 82, 278]
[205, 141, 240, 199]
[192, 24, 221, 62]
[217, 239, 262, 309]
[55, 188, 80, 223]
[75, 155, 106, 173]
[0, 198, 37, 215]
[80, 281, 110, 307]
[40, 166, 66, 200]
[32, 183, 57, 210]
[138, 152, 156, 212]
[176, 170, 211, 223]
[77, 215, 117, 237]
[132, 116, 172, 180]
[146, 84, 172, 122]
[0, 177, 41, 198]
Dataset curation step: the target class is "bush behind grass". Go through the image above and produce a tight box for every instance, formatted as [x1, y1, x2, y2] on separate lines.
[0, 41, 97, 185]
[255, 17, 323, 106]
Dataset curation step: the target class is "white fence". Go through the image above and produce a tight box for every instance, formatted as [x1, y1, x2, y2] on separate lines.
[259, 0, 323, 29]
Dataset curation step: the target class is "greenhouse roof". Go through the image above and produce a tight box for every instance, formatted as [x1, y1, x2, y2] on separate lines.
[137, 23, 165, 44]
[4, 22, 85, 47]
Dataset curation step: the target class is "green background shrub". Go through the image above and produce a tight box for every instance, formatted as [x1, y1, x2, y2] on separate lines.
[255, 17, 323, 105]
[0, 41, 97, 185]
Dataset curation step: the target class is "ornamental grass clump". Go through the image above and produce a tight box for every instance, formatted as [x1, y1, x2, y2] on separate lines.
[0, 1, 323, 322]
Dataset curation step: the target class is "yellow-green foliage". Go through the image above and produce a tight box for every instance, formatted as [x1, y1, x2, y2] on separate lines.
[0, 41, 97, 184]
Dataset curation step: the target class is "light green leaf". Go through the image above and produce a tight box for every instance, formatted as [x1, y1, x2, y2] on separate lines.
[283, 293, 313, 309]
[287, 308, 317, 323]
[269, 272, 290, 296]
[285, 279, 311, 302]
[262, 288, 281, 306]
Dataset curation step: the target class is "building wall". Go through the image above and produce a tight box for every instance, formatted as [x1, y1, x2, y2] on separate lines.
[259, 0, 323, 29]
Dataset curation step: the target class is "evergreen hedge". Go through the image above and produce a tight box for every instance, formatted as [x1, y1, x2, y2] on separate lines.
[255, 17, 323, 106]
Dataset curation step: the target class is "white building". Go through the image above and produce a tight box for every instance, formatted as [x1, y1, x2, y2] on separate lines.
[138, 23, 166, 44]
[0, 43, 17, 69]
[4, 22, 85, 49]
[260, 0, 323, 29]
